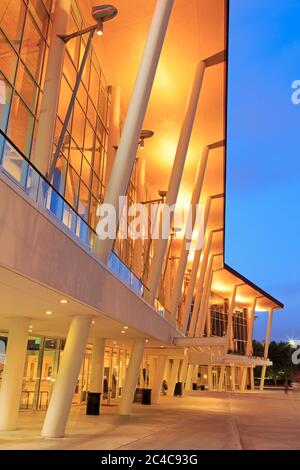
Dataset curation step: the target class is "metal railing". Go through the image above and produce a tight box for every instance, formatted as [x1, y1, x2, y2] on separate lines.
[0, 130, 144, 298]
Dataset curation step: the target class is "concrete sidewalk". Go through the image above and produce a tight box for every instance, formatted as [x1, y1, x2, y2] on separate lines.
[0, 391, 299, 450]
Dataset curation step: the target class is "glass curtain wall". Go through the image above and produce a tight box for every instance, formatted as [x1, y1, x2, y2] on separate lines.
[0, 0, 53, 173]
[52, 0, 110, 233]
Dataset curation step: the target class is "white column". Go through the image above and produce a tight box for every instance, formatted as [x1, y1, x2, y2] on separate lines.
[119, 339, 145, 415]
[250, 367, 255, 390]
[260, 365, 267, 391]
[240, 366, 248, 392]
[264, 308, 274, 358]
[170, 146, 210, 321]
[207, 366, 213, 391]
[167, 359, 180, 397]
[89, 338, 105, 394]
[152, 356, 168, 404]
[185, 365, 194, 392]
[195, 254, 214, 337]
[226, 285, 238, 351]
[230, 365, 236, 392]
[147, 61, 206, 304]
[246, 298, 257, 356]
[218, 365, 226, 391]
[188, 228, 213, 336]
[0, 317, 30, 431]
[105, 85, 121, 187]
[95, 0, 174, 263]
[42, 315, 92, 438]
[179, 359, 189, 384]
[31, 0, 72, 174]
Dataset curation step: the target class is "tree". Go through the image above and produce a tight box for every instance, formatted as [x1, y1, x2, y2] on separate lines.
[252, 340, 296, 384]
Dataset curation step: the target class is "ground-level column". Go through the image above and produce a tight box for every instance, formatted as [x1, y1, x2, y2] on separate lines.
[207, 366, 213, 391]
[250, 367, 255, 391]
[179, 359, 189, 395]
[119, 340, 145, 415]
[42, 315, 92, 438]
[89, 338, 105, 395]
[230, 365, 236, 392]
[185, 365, 194, 392]
[0, 317, 31, 430]
[240, 366, 248, 392]
[95, 0, 174, 264]
[218, 365, 226, 391]
[31, 0, 72, 174]
[167, 359, 180, 397]
[260, 366, 267, 392]
[152, 356, 168, 404]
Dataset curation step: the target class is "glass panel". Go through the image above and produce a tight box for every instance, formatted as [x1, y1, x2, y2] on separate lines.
[66, 15, 80, 68]
[1, 139, 28, 185]
[0, 72, 13, 131]
[21, 12, 45, 82]
[83, 120, 94, 164]
[21, 337, 43, 410]
[89, 63, 99, 109]
[0, 30, 18, 83]
[15, 62, 38, 112]
[0, 0, 26, 51]
[57, 75, 72, 125]
[81, 157, 91, 187]
[72, 100, 85, 148]
[69, 139, 82, 174]
[78, 181, 89, 221]
[65, 164, 79, 209]
[7, 93, 34, 156]
[28, 0, 49, 37]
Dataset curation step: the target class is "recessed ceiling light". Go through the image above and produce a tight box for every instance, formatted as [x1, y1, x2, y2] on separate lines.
[121, 330, 126, 334]
[29, 325, 33, 329]
[124, 326, 128, 330]
[60, 299, 68, 304]
[113, 341, 117, 344]
[145, 339, 149, 343]
[92, 320, 96, 325]
[45, 311, 52, 315]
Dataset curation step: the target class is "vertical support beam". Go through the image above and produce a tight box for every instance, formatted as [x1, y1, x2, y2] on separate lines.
[260, 365, 267, 392]
[195, 254, 214, 337]
[170, 146, 210, 321]
[31, 0, 72, 174]
[250, 367, 255, 391]
[230, 365, 236, 392]
[188, 228, 213, 336]
[179, 359, 189, 390]
[185, 364, 194, 392]
[226, 285, 238, 351]
[151, 356, 168, 404]
[167, 359, 180, 397]
[207, 365, 213, 391]
[147, 61, 206, 304]
[105, 85, 121, 187]
[95, 0, 174, 263]
[42, 315, 92, 438]
[240, 366, 248, 392]
[89, 338, 105, 394]
[246, 298, 257, 356]
[218, 365, 226, 391]
[119, 340, 145, 415]
[0, 317, 30, 430]
[264, 308, 274, 358]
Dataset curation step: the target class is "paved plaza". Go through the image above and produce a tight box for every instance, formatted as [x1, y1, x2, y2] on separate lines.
[0, 390, 299, 450]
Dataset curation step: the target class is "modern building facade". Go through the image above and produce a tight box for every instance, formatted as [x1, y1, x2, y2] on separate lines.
[0, 0, 283, 438]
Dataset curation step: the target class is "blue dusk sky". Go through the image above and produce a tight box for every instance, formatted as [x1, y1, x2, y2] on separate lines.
[226, 0, 300, 342]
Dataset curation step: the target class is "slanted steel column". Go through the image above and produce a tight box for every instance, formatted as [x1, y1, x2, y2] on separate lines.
[182, 199, 213, 334]
[147, 61, 206, 304]
[94, 0, 174, 263]
[119, 340, 145, 415]
[226, 285, 242, 351]
[195, 255, 214, 337]
[264, 308, 274, 359]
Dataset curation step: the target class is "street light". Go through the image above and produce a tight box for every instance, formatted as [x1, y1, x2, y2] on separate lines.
[47, 5, 118, 182]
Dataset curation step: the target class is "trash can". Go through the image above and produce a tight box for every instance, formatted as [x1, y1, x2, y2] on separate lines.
[192, 383, 197, 391]
[86, 392, 101, 416]
[134, 388, 144, 403]
[200, 385, 205, 391]
[142, 389, 152, 405]
[174, 382, 183, 396]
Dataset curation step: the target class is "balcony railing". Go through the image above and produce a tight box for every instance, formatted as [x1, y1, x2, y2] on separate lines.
[0, 130, 144, 298]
